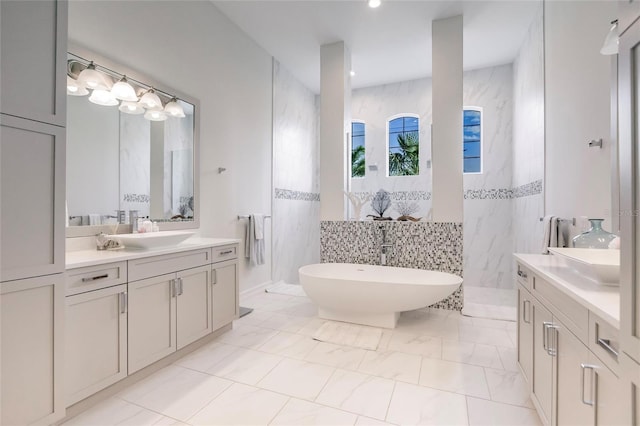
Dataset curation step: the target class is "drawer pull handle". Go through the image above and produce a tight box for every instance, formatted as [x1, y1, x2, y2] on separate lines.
[522, 299, 531, 324]
[82, 274, 109, 282]
[517, 270, 528, 279]
[597, 338, 619, 358]
[219, 250, 233, 255]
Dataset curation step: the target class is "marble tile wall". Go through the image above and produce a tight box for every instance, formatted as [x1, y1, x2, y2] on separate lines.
[272, 60, 321, 284]
[320, 221, 463, 311]
[120, 113, 151, 217]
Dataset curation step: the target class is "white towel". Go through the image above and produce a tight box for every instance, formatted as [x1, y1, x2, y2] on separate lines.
[245, 215, 265, 266]
[542, 215, 569, 254]
[253, 214, 264, 240]
[89, 214, 101, 226]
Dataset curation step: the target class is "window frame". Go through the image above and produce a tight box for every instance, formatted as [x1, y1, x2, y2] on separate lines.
[350, 119, 366, 179]
[463, 106, 483, 175]
[386, 113, 420, 177]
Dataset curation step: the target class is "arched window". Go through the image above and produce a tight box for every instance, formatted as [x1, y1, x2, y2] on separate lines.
[351, 121, 365, 178]
[463, 107, 482, 173]
[387, 115, 419, 176]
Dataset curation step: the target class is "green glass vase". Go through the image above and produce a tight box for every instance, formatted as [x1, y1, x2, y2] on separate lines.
[572, 219, 617, 249]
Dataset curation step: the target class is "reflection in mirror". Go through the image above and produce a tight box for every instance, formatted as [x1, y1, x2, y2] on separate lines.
[65, 52, 197, 231]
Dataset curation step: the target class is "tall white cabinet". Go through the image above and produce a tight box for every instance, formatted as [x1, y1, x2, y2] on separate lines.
[0, 0, 67, 424]
[618, 3, 640, 422]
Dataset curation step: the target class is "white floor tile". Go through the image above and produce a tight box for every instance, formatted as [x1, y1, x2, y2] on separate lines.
[419, 358, 490, 399]
[315, 369, 395, 420]
[496, 346, 519, 372]
[297, 317, 330, 337]
[313, 321, 383, 351]
[188, 383, 288, 425]
[304, 341, 368, 370]
[270, 398, 358, 426]
[458, 324, 515, 348]
[277, 315, 314, 334]
[442, 340, 504, 369]
[355, 416, 396, 426]
[61, 397, 187, 426]
[206, 347, 283, 385]
[484, 368, 534, 408]
[467, 396, 542, 426]
[386, 332, 442, 358]
[357, 350, 422, 384]
[173, 342, 237, 373]
[117, 365, 232, 422]
[386, 382, 469, 425]
[257, 358, 334, 400]
[256, 331, 319, 359]
[216, 324, 278, 349]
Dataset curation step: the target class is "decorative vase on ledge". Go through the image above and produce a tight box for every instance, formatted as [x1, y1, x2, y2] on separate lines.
[572, 218, 617, 249]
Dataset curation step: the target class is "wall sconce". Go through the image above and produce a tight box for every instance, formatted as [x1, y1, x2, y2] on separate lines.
[600, 19, 619, 55]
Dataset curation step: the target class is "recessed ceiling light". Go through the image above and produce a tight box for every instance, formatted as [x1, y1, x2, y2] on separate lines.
[368, 0, 381, 8]
[350, 70, 356, 77]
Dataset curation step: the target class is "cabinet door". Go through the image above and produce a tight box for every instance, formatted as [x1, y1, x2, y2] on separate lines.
[620, 353, 640, 426]
[591, 353, 626, 426]
[518, 284, 534, 387]
[1, 115, 66, 282]
[65, 284, 127, 406]
[212, 261, 238, 331]
[0, 274, 65, 425]
[532, 298, 554, 426]
[555, 325, 593, 426]
[176, 265, 212, 349]
[0, 0, 67, 126]
[128, 274, 177, 374]
[618, 14, 640, 365]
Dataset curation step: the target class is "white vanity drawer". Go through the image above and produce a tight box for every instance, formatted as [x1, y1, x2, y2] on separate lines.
[589, 312, 620, 375]
[532, 275, 589, 344]
[128, 249, 210, 282]
[212, 245, 238, 263]
[516, 262, 532, 291]
[66, 262, 127, 296]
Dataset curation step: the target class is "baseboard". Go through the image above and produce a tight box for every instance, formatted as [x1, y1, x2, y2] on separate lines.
[240, 279, 273, 298]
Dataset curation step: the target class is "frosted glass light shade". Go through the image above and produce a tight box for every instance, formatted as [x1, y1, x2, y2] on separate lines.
[67, 76, 89, 96]
[144, 109, 167, 121]
[139, 89, 163, 110]
[119, 101, 145, 115]
[77, 62, 109, 90]
[368, 0, 381, 8]
[164, 98, 186, 118]
[600, 21, 619, 55]
[89, 89, 119, 106]
[111, 76, 138, 101]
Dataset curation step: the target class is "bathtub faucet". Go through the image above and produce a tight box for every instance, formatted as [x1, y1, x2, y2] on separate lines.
[380, 228, 393, 266]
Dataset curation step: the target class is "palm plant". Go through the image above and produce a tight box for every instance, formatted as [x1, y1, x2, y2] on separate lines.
[352, 145, 365, 177]
[389, 132, 419, 176]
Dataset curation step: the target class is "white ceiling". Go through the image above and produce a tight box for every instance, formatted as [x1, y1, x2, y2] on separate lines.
[212, 0, 540, 93]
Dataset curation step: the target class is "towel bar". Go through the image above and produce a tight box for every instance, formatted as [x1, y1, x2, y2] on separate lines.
[539, 217, 576, 226]
[238, 214, 272, 220]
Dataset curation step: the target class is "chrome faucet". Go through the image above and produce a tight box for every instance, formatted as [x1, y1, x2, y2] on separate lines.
[380, 227, 393, 266]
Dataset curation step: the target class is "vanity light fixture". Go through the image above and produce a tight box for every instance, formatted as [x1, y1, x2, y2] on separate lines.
[139, 88, 163, 110]
[600, 19, 619, 55]
[119, 100, 145, 115]
[88, 89, 119, 106]
[164, 97, 186, 118]
[144, 109, 168, 121]
[368, 0, 381, 8]
[77, 61, 110, 90]
[110, 75, 138, 101]
[66, 76, 89, 96]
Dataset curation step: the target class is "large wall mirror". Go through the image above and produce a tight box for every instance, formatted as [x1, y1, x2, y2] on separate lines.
[65, 47, 199, 236]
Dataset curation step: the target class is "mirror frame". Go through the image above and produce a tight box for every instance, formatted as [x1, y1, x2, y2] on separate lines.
[65, 42, 200, 237]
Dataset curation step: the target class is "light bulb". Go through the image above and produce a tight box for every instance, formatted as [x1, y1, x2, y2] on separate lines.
[119, 101, 145, 115]
[144, 109, 167, 121]
[368, 0, 381, 8]
[111, 76, 138, 101]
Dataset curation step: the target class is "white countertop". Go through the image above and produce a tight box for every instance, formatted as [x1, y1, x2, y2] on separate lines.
[66, 237, 241, 270]
[514, 253, 620, 328]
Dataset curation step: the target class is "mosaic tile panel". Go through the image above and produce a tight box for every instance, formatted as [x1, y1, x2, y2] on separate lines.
[275, 188, 320, 202]
[464, 188, 512, 200]
[320, 221, 464, 311]
[512, 180, 543, 198]
[122, 193, 150, 203]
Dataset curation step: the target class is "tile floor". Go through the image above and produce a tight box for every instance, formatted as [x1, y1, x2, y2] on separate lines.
[62, 290, 541, 426]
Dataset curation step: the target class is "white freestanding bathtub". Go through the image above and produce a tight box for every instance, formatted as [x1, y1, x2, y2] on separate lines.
[299, 263, 462, 328]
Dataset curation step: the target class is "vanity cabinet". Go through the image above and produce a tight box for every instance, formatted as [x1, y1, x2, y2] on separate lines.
[65, 284, 128, 406]
[212, 260, 239, 331]
[128, 254, 212, 374]
[516, 259, 626, 426]
[0, 275, 65, 426]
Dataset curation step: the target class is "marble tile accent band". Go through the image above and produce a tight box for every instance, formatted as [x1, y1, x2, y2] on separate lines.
[320, 220, 464, 311]
[275, 188, 320, 202]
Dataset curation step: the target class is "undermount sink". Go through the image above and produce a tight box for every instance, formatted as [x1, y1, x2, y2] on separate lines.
[110, 230, 195, 250]
[548, 247, 620, 286]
